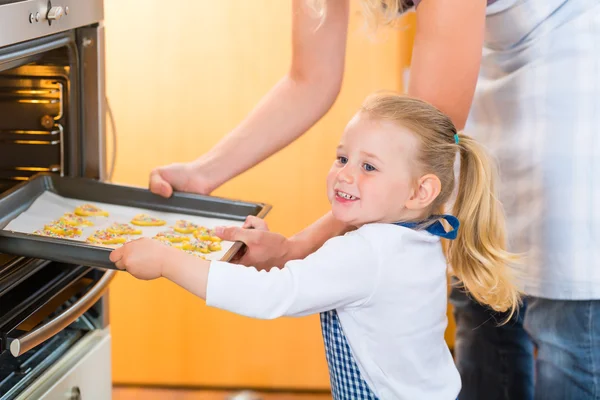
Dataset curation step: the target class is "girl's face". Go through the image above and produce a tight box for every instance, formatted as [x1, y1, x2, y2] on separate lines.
[327, 114, 421, 227]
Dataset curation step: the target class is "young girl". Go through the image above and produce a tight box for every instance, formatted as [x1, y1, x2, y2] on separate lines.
[111, 93, 520, 400]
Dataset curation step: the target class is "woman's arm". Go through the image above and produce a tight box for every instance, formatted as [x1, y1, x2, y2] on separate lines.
[409, 0, 487, 129]
[186, 0, 350, 192]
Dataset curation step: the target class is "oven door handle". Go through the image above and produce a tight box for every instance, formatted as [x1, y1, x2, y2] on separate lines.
[8, 270, 116, 357]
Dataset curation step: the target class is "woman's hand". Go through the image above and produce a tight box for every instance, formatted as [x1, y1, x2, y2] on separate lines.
[149, 162, 214, 198]
[110, 238, 173, 280]
[215, 216, 292, 270]
[241, 215, 269, 230]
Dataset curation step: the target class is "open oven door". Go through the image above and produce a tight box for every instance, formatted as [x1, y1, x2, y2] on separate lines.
[0, 253, 114, 400]
[8, 329, 112, 400]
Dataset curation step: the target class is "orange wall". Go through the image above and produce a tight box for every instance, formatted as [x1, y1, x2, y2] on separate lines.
[104, 0, 416, 390]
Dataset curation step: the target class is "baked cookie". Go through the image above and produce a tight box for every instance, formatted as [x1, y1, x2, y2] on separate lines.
[44, 220, 82, 238]
[152, 236, 184, 248]
[172, 220, 199, 234]
[155, 230, 190, 243]
[60, 212, 94, 227]
[74, 204, 109, 217]
[130, 213, 166, 226]
[86, 230, 127, 245]
[208, 241, 222, 252]
[181, 239, 210, 254]
[193, 228, 221, 242]
[107, 222, 142, 235]
[33, 229, 63, 238]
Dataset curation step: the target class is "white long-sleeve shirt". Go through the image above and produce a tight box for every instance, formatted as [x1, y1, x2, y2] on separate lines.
[206, 223, 460, 399]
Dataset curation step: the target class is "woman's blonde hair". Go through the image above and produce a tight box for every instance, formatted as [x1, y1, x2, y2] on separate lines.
[306, 0, 408, 30]
[360, 93, 521, 320]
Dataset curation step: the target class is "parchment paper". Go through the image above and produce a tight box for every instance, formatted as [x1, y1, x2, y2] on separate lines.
[2, 191, 244, 260]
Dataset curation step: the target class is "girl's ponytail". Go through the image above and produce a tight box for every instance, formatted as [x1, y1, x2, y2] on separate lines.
[448, 133, 521, 320]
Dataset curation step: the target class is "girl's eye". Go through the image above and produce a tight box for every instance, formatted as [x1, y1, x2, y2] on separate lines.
[337, 156, 348, 164]
[363, 163, 376, 172]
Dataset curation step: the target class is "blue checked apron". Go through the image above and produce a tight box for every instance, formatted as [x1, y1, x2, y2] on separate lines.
[320, 215, 460, 400]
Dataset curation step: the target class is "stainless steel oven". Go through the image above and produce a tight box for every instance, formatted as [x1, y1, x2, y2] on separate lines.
[0, 1, 113, 399]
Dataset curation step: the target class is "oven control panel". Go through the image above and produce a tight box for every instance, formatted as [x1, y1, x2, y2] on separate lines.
[0, 0, 104, 49]
[28, 2, 68, 25]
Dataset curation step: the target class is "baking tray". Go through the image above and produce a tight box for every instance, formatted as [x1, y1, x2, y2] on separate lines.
[0, 173, 271, 270]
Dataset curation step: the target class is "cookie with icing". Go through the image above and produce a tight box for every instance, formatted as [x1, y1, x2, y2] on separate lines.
[33, 229, 63, 238]
[44, 220, 82, 238]
[87, 230, 127, 245]
[172, 220, 199, 234]
[208, 241, 222, 252]
[60, 212, 94, 227]
[130, 213, 166, 226]
[193, 228, 221, 242]
[155, 230, 190, 243]
[181, 239, 210, 254]
[107, 222, 142, 235]
[74, 204, 109, 217]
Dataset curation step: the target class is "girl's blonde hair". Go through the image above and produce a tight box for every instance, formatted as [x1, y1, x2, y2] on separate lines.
[360, 93, 521, 320]
[306, 0, 408, 30]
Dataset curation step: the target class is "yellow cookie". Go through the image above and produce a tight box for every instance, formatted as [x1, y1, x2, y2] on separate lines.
[181, 239, 210, 254]
[208, 242, 222, 252]
[193, 228, 221, 242]
[87, 230, 127, 245]
[60, 212, 94, 227]
[107, 222, 142, 235]
[74, 204, 109, 217]
[44, 220, 82, 238]
[130, 213, 166, 226]
[33, 229, 63, 238]
[155, 230, 190, 243]
[172, 220, 199, 234]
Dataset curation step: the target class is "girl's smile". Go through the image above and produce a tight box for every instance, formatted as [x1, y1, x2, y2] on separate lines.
[334, 190, 359, 203]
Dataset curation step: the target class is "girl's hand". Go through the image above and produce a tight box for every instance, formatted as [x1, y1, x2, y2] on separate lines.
[215, 217, 291, 271]
[110, 238, 172, 280]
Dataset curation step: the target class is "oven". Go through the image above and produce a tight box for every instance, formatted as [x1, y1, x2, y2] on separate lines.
[0, 1, 113, 399]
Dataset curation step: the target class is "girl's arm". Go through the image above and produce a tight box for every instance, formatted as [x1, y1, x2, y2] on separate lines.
[112, 233, 376, 319]
[206, 232, 377, 319]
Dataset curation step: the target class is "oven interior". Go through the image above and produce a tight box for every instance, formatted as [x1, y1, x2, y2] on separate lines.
[0, 36, 80, 193]
[0, 32, 107, 400]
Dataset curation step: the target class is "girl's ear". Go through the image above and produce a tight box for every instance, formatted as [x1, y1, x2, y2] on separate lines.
[404, 174, 441, 211]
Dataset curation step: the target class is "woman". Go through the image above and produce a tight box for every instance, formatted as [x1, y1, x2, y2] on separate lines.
[149, 1, 600, 399]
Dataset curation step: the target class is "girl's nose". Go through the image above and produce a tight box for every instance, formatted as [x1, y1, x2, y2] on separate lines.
[337, 165, 355, 184]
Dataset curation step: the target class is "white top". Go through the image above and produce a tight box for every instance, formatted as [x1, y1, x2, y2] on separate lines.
[467, 0, 600, 299]
[207, 223, 460, 400]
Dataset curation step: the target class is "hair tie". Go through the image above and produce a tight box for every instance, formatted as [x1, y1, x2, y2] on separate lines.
[454, 134, 460, 145]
